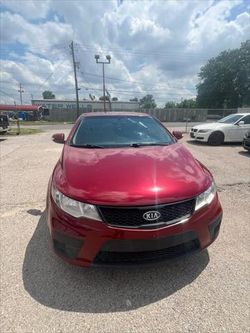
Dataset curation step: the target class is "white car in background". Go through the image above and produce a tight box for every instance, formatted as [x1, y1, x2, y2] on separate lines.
[190, 113, 250, 145]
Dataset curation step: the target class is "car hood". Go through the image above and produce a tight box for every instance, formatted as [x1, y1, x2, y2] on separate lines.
[53, 143, 212, 206]
[193, 122, 230, 130]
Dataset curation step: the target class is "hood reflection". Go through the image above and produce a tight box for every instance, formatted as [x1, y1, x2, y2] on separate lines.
[53, 143, 211, 206]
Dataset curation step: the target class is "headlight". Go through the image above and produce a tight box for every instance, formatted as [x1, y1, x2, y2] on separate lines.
[195, 182, 217, 211]
[51, 185, 102, 220]
[198, 129, 211, 133]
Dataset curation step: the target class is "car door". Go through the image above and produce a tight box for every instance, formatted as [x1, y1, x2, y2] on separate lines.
[232, 115, 250, 141]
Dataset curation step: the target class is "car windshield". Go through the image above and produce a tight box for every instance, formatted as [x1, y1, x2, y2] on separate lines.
[71, 115, 174, 148]
[218, 114, 243, 124]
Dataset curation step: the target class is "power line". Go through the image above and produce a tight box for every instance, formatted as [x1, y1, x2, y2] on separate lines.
[0, 44, 69, 54]
[2, 42, 199, 98]
[38, 73, 54, 90]
[3, 83, 195, 98]
[78, 43, 210, 60]
[81, 86, 195, 96]
[1, 41, 210, 60]
[0, 89, 16, 101]
[4, 85, 195, 97]
[79, 71, 196, 91]
[81, 78, 103, 98]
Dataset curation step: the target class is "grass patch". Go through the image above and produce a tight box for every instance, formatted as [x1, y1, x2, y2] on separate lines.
[3, 128, 43, 136]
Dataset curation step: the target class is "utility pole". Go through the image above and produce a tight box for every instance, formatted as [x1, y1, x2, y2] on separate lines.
[18, 83, 24, 105]
[94, 54, 111, 112]
[69, 41, 80, 119]
[14, 101, 20, 135]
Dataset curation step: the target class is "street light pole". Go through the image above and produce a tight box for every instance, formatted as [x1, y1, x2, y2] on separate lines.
[102, 63, 106, 112]
[95, 54, 111, 112]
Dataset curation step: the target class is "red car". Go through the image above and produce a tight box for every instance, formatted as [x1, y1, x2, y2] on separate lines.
[47, 112, 222, 267]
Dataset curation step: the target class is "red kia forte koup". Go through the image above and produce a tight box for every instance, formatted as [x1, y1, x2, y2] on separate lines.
[47, 112, 222, 267]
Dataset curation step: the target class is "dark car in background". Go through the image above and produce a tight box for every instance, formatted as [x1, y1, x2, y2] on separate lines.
[242, 130, 250, 152]
[0, 114, 9, 134]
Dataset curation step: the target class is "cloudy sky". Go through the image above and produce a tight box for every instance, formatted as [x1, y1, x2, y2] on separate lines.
[0, 0, 249, 106]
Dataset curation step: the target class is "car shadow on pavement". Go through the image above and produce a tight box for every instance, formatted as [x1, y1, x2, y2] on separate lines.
[22, 212, 209, 313]
[187, 140, 242, 147]
[186, 140, 242, 147]
[238, 151, 250, 158]
[27, 209, 43, 216]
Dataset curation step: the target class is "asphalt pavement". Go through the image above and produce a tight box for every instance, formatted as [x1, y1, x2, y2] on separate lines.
[0, 127, 249, 333]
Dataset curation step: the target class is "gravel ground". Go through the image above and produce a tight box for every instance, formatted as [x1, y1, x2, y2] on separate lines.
[0, 127, 250, 333]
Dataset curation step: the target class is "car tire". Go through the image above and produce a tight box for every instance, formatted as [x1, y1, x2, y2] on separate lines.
[208, 131, 224, 146]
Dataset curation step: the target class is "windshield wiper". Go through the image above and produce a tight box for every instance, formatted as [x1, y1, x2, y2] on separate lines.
[130, 142, 170, 147]
[71, 144, 104, 148]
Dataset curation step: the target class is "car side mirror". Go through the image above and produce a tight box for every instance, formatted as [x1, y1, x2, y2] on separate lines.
[172, 131, 183, 140]
[52, 133, 65, 144]
[237, 121, 244, 126]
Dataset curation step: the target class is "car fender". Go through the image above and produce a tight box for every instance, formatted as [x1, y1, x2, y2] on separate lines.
[219, 125, 231, 142]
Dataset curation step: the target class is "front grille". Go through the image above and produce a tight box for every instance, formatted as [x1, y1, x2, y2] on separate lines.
[243, 139, 250, 147]
[94, 239, 200, 265]
[98, 199, 195, 229]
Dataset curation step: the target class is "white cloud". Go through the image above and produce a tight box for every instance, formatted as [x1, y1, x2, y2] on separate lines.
[1, 12, 73, 55]
[0, 0, 249, 106]
[1, 0, 50, 19]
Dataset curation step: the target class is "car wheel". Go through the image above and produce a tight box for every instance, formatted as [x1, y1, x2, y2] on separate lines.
[208, 131, 224, 146]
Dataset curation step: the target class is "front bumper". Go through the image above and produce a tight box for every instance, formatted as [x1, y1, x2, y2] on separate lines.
[47, 193, 223, 267]
[0, 125, 9, 133]
[190, 130, 211, 142]
[243, 137, 250, 151]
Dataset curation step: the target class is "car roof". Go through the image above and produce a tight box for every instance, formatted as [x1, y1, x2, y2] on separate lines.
[236, 113, 250, 116]
[80, 111, 149, 118]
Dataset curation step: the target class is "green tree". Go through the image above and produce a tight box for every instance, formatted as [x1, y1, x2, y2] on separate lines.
[178, 99, 197, 108]
[165, 101, 177, 108]
[165, 99, 196, 108]
[112, 97, 118, 101]
[42, 90, 55, 99]
[196, 40, 250, 108]
[130, 97, 138, 102]
[139, 94, 156, 109]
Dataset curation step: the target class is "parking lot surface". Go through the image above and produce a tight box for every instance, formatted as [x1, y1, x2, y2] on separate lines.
[0, 126, 250, 333]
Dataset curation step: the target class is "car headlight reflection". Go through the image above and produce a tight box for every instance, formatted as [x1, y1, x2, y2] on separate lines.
[51, 185, 102, 220]
[195, 182, 217, 211]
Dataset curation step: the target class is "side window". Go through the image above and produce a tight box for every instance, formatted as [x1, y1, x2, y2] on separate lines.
[241, 115, 250, 125]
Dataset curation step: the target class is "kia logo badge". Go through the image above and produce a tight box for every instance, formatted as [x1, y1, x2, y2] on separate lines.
[143, 211, 161, 221]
